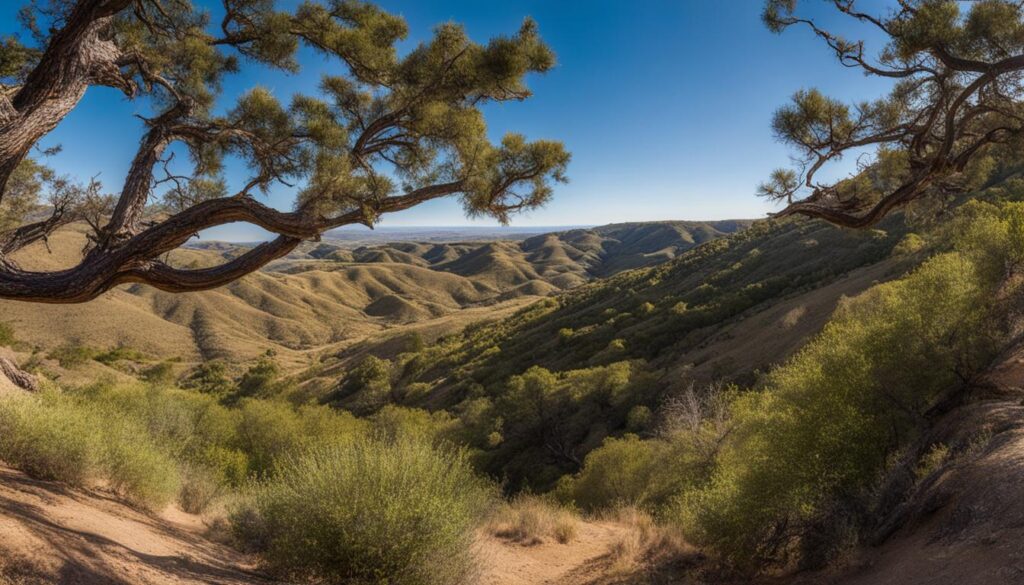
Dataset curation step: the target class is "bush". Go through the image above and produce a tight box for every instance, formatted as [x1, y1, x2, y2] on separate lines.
[0, 392, 100, 484]
[236, 354, 285, 399]
[0, 391, 179, 509]
[93, 346, 148, 365]
[181, 361, 234, 396]
[555, 434, 699, 513]
[47, 344, 96, 368]
[232, 439, 492, 585]
[141, 362, 175, 385]
[892, 232, 925, 256]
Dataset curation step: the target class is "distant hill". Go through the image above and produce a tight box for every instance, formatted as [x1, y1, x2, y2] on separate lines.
[0, 220, 748, 369]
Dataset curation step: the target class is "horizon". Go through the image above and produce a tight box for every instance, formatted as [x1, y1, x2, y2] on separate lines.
[4, 1, 893, 242]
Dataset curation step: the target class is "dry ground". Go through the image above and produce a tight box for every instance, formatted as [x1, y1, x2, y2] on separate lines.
[0, 465, 271, 585]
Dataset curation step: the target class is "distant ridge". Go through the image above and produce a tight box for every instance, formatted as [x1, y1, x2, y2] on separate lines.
[0, 220, 751, 365]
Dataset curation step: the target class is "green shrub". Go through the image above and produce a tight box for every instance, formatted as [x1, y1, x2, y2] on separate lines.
[232, 439, 492, 585]
[555, 434, 699, 513]
[141, 362, 175, 385]
[236, 354, 285, 399]
[93, 346, 148, 365]
[178, 464, 225, 514]
[892, 232, 925, 256]
[0, 392, 101, 484]
[48, 344, 96, 368]
[626, 405, 652, 433]
[102, 417, 180, 508]
[0, 391, 179, 509]
[337, 355, 394, 413]
[181, 361, 234, 396]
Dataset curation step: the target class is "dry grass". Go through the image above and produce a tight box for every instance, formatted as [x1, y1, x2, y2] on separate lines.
[600, 507, 688, 575]
[485, 495, 581, 545]
[0, 553, 49, 585]
[0, 220, 738, 369]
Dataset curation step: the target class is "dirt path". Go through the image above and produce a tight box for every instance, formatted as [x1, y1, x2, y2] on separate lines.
[477, 521, 631, 585]
[0, 465, 271, 585]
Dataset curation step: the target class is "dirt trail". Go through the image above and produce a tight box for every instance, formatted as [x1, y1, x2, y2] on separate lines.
[477, 521, 630, 585]
[0, 465, 271, 585]
[0, 458, 648, 585]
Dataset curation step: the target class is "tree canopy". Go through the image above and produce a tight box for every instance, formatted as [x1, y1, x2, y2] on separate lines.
[760, 0, 1024, 227]
[0, 0, 569, 302]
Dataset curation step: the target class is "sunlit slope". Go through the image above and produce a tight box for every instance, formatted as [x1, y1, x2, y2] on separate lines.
[0, 220, 744, 364]
[323, 214, 913, 408]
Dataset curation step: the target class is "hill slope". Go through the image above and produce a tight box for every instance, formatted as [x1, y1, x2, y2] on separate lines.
[0, 221, 745, 369]
[309, 214, 914, 488]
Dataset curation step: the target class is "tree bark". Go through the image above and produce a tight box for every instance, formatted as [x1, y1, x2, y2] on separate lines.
[0, 356, 38, 391]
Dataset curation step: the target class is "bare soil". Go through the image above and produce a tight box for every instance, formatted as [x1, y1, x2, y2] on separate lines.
[0, 466, 272, 585]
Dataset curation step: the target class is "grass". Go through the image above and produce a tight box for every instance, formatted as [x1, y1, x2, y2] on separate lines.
[485, 495, 580, 545]
[601, 507, 687, 576]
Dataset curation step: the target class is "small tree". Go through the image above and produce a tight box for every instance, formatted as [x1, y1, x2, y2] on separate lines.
[759, 0, 1024, 227]
[0, 0, 568, 303]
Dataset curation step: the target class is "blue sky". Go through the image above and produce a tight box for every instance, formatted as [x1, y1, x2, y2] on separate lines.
[6, 0, 895, 240]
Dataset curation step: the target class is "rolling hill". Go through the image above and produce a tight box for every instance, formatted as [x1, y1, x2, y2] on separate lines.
[307, 213, 916, 488]
[0, 220, 747, 372]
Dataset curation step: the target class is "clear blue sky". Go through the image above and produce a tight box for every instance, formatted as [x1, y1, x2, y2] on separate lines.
[6, 0, 895, 240]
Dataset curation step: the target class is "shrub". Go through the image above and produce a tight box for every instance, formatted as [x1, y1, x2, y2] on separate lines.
[892, 232, 925, 256]
[141, 362, 175, 385]
[178, 465, 225, 514]
[181, 361, 234, 396]
[47, 344, 96, 368]
[337, 355, 394, 413]
[236, 354, 284, 399]
[626, 405, 652, 432]
[232, 439, 492, 585]
[485, 495, 579, 545]
[555, 434, 700, 513]
[0, 392, 101, 484]
[102, 417, 180, 508]
[0, 391, 179, 509]
[93, 346, 148, 365]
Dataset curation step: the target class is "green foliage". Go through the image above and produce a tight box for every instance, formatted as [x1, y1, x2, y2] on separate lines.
[0, 369, 393, 514]
[369, 404, 457, 445]
[141, 361, 176, 385]
[231, 439, 492, 585]
[181, 360, 234, 396]
[0, 321, 14, 347]
[555, 434, 699, 513]
[236, 354, 280, 397]
[333, 355, 394, 413]
[673, 234, 1009, 565]
[892, 232, 925, 256]
[93, 345, 149, 365]
[47, 344, 96, 368]
[0, 390, 179, 508]
[625, 405, 653, 433]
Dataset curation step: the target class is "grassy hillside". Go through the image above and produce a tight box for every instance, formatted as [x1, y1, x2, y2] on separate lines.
[0, 221, 740, 374]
